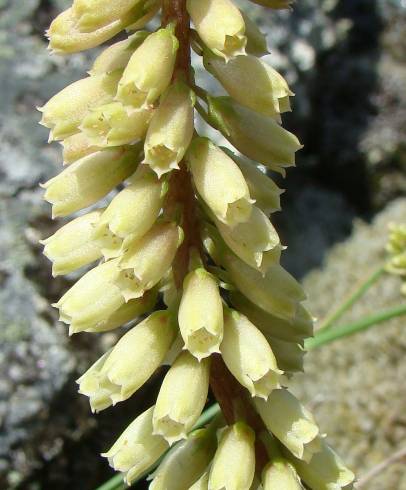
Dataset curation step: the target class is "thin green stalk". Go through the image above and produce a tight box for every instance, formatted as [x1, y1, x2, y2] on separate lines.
[306, 303, 406, 350]
[95, 404, 221, 490]
[318, 264, 385, 331]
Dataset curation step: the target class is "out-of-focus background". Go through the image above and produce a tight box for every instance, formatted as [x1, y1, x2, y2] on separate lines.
[0, 0, 405, 488]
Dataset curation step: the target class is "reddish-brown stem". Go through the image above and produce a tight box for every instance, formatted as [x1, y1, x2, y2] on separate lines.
[161, 0, 269, 472]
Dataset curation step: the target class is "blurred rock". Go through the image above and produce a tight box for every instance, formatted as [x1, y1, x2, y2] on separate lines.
[292, 198, 406, 490]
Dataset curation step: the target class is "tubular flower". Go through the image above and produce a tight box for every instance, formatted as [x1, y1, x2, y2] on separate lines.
[143, 81, 195, 177]
[149, 428, 217, 489]
[187, 137, 253, 227]
[102, 406, 169, 485]
[187, 0, 247, 60]
[77, 310, 176, 411]
[153, 351, 210, 444]
[116, 26, 179, 110]
[178, 268, 223, 360]
[209, 422, 256, 490]
[40, 1, 354, 489]
[221, 309, 283, 399]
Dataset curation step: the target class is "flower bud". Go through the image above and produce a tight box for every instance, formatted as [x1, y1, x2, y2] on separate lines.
[187, 138, 253, 227]
[150, 429, 216, 489]
[289, 439, 355, 490]
[242, 12, 268, 57]
[118, 222, 183, 301]
[208, 97, 302, 175]
[38, 72, 120, 141]
[116, 27, 178, 110]
[209, 423, 256, 490]
[81, 102, 153, 147]
[224, 252, 306, 320]
[78, 311, 176, 411]
[268, 337, 305, 373]
[230, 292, 314, 344]
[41, 209, 104, 276]
[42, 146, 140, 218]
[190, 471, 210, 490]
[249, 0, 293, 8]
[178, 268, 223, 360]
[55, 258, 126, 334]
[89, 31, 149, 75]
[72, 0, 143, 32]
[93, 167, 165, 257]
[221, 309, 282, 399]
[153, 352, 210, 444]
[187, 0, 246, 60]
[204, 52, 293, 117]
[144, 81, 195, 177]
[61, 133, 100, 165]
[215, 206, 280, 272]
[102, 406, 169, 485]
[255, 389, 320, 462]
[226, 151, 283, 214]
[47, 8, 138, 54]
[72, 289, 158, 334]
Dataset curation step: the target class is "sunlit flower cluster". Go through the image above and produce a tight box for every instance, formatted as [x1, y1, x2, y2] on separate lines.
[386, 223, 406, 294]
[40, 0, 355, 488]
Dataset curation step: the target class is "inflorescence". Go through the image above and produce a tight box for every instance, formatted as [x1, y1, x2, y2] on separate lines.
[39, 0, 355, 488]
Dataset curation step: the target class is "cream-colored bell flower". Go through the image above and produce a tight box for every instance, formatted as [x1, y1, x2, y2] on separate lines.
[102, 406, 169, 485]
[208, 97, 302, 175]
[72, 0, 143, 32]
[226, 152, 283, 214]
[187, 0, 246, 60]
[143, 81, 195, 177]
[204, 52, 293, 117]
[118, 222, 183, 301]
[54, 258, 129, 334]
[41, 209, 104, 276]
[178, 268, 223, 360]
[230, 292, 314, 344]
[221, 309, 282, 399]
[42, 146, 140, 218]
[93, 167, 166, 259]
[46, 7, 139, 54]
[89, 31, 149, 75]
[116, 26, 178, 110]
[289, 439, 355, 490]
[209, 423, 256, 490]
[77, 311, 176, 411]
[80, 102, 153, 147]
[153, 352, 210, 444]
[214, 205, 280, 272]
[187, 137, 253, 227]
[150, 428, 217, 489]
[224, 251, 306, 320]
[61, 133, 100, 165]
[242, 12, 268, 57]
[38, 72, 120, 141]
[70, 289, 158, 334]
[255, 389, 321, 462]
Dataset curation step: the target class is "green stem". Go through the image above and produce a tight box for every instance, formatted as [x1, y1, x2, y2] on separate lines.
[317, 264, 385, 331]
[94, 404, 221, 490]
[306, 303, 406, 350]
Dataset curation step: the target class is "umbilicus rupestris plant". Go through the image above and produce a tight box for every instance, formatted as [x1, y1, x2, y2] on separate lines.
[39, 0, 355, 488]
